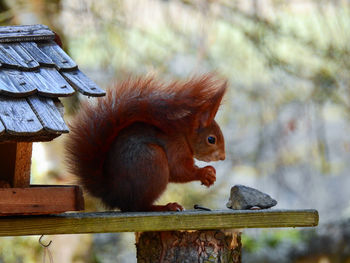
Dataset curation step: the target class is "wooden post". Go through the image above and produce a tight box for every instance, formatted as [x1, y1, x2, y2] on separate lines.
[136, 230, 241, 263]
[0, 142, 32, 187]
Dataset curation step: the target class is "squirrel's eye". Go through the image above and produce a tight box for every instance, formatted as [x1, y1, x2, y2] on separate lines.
[207, 136, 216, 144]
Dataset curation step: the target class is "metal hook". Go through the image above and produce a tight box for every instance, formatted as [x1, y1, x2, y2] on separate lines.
[39, 235, 52, 248]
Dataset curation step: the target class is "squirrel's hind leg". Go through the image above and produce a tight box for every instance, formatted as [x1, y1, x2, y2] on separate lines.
[104, 141, 175, 212]
[128, 144, 183, 212]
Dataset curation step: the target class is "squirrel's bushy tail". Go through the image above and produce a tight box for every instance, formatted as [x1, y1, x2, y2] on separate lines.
[66, 75, 226, 200]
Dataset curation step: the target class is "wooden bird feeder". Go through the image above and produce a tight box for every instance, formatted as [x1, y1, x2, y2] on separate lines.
[0, 24, 105, 215]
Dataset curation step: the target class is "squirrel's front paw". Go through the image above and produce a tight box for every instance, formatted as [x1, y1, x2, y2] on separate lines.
[198, 166, 216, 187]
[165, 202, 184, 211]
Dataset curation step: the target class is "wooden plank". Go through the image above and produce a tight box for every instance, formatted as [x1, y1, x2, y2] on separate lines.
[62, 70, 106, 97]
[0, 69, 36, 96]
[0, 43, 39, 70]
[23, 68, 75, 97]
[0, 209, 318, 237]
[0, 96, 43, 135]
[37, 41, 77, 71]
[27, 96, 69, 133]
[0, 185, 84, 216]
[20, 42, 54, 66]
[12, 142, 32, 187]
[0, 24, 55, 43]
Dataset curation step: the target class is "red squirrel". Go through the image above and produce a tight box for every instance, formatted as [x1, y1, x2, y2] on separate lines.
[66, 75, 227, 212]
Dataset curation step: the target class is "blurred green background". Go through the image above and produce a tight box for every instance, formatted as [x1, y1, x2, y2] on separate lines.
[1, 0, 350, 262]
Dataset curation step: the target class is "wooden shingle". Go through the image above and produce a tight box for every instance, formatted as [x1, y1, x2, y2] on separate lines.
[0, 43, 40, 70]
[27, 96, 68, 134]
[0, 24, 106, 142]
[0, 96, 43, 135]
[0, 24, 55, 43]
[19, 42, 54, 66]
[0, 70, 35, 96]
[63, 69, 106, 97]
[37, 41, 77, 71]
[23, 68, 75, 97]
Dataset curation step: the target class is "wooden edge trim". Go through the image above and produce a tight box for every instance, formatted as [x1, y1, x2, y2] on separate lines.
[0, 209, 318, 236]
[0, 185, 85, 216]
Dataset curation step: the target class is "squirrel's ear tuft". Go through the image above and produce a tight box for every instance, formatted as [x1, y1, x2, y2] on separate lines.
[197, 78, 227, 128]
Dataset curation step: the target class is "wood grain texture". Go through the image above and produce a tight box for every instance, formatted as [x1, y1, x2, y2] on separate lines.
[0, 209, 318, 237]
[12, 142, 32, 187]
[62, 70, 106, 96]
[0, 185, 84, 216]
[0, 69, 36, 96]
[19, 42, 54, 66]
[136, 230, 241, 263]
[37, 41, 77, 71]
[0, 96, 43, 134]
[27, 96, 68, 133]
[23, 68, 75, 97]
[0, 25, 55, 43]
[0, 45, 19, 67]
[0, 43, 40, 70]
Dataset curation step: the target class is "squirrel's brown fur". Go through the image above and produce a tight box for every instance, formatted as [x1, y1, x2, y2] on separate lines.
[66, 75, 227, 211]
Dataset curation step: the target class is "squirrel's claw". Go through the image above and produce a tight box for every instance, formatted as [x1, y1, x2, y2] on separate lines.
[164, 202, 184, 211]
[199, 166, 216, 187]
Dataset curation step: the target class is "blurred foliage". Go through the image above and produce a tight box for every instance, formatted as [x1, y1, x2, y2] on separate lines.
[0, 236, 42, 263]
[242, 229, 303, 253]
[243, 220, 350, 263]
[0, 0, 350, 262]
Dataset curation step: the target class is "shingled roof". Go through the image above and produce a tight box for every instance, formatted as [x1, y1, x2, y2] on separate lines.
[0, 24, 105, 142]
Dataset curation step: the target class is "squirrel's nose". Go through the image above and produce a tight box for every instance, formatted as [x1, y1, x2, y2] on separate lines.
[219, 153, 225, 161]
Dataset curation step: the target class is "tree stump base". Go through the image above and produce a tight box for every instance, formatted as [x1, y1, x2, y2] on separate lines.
[136, 230, 241, 263]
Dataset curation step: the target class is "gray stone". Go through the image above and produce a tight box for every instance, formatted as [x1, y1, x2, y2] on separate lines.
[226, 185, 277, 210]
